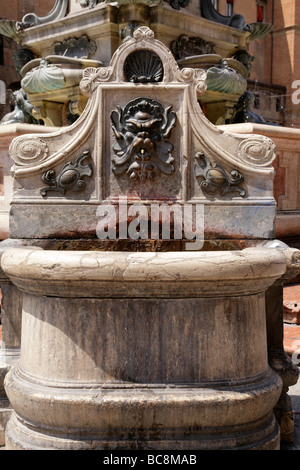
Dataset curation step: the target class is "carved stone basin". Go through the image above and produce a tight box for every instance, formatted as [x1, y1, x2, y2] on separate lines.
[1, 247, 286, 449]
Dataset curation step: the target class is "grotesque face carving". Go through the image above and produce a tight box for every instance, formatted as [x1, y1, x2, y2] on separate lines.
[111, 98, 177, 182]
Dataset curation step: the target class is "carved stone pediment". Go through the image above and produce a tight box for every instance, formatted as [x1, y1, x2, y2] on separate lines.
[8, 27, 277, 240]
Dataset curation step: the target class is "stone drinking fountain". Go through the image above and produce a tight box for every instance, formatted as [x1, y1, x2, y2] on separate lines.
[0, 26, 299, 450]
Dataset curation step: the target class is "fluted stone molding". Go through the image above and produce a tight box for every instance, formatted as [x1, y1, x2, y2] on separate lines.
[0, 21, 21, 42]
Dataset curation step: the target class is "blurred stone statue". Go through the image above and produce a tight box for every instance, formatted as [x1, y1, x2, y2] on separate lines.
[231, 90, 280, 126]
[0, 88, 40, 125]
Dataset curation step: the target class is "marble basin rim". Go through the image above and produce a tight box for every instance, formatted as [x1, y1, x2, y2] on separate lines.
[0, 247, 287, 299]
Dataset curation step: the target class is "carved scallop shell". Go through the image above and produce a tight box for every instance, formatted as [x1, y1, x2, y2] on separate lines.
[124, 50, 164, 83]
[206, 64, 247, 95]
[22, 60, 65, 93]
[9, 136, 49, 166]
[0, 19, 19, 39]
